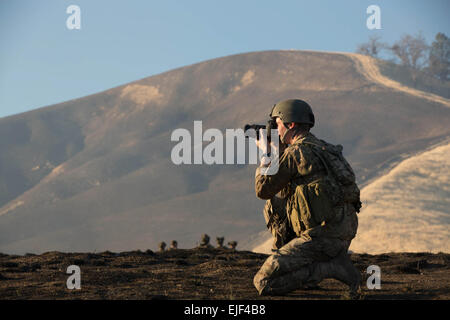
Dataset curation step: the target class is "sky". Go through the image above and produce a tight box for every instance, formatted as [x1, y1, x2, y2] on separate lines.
[0, 0, 449, 118]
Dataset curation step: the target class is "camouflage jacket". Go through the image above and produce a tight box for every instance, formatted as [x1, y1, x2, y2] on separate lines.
[255, 132, 358, 240]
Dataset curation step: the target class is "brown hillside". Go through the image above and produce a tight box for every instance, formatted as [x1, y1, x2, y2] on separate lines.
[0, 50, 449, 254]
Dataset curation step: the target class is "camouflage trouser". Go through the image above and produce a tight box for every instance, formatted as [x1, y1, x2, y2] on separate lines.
[253, 234, 351, 295]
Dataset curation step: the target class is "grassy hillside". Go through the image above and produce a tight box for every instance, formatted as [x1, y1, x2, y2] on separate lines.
[350, 140, 450, 254]
[377, 60, 450, 99]
[1, 50, 449, 254]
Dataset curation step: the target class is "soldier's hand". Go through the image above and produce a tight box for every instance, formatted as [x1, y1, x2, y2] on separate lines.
[255, 129, 268, 154]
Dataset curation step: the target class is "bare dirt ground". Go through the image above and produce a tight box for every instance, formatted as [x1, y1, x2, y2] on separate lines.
[0, 248, 449, 300]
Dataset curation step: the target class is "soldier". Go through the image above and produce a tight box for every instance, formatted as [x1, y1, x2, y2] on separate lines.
[169, 240, 178, 250]
[198, 234, 214, 249]
[253, 99, 362, 298]
[228, 241, 238, 250]
[216, 236, 225, 248]
[158, 241, 166, 252]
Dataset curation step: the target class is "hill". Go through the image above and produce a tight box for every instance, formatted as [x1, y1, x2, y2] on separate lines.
[1, 50, 449, 254]
[350, 140, 450, 253]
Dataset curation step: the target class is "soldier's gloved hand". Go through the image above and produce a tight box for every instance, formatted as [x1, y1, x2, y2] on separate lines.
[255, 129, 268, 154]
[255, 129, 279, 156]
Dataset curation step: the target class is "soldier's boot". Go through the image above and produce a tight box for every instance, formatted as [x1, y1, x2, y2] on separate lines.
[254, 267, 311, 296]
[333, 251, 362, 299]
[310, 251, 361, 299]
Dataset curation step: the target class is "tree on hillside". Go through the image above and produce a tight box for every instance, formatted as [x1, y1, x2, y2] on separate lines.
[428, 32, 450, 81]
[390, 33, 429, 69]
[356, 35, 386, 58]
[389, 33, 429, 87]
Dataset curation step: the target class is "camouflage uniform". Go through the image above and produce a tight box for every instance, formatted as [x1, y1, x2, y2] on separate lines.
[254, 132, 360, 296]
[198, 234, 214, 249]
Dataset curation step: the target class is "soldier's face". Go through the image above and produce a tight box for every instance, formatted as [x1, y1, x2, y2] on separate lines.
[276, 117, 288, 137]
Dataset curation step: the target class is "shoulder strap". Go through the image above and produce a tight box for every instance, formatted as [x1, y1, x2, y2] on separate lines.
[301, 141, 332, 178]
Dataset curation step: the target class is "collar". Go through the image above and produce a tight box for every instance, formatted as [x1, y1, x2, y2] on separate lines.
[290, 131, 311, 145]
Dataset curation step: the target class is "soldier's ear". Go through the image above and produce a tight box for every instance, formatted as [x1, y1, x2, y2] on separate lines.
[286, 122, 296, 129]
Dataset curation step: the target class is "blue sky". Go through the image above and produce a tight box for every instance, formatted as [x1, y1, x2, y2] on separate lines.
[1, 0, 449, 118]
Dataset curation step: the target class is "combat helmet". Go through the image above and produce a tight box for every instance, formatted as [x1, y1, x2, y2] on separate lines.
[270, 99, 315, 128]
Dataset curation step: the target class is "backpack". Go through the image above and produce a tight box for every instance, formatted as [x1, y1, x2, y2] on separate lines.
[288, 139, 361, 238]
[302, 140, 361, 210]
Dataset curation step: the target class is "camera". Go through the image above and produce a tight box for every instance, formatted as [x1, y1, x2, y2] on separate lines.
[244, 118, 277, 141]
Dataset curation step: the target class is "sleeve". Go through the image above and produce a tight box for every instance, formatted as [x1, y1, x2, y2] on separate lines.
[255, 149, 299, 200]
